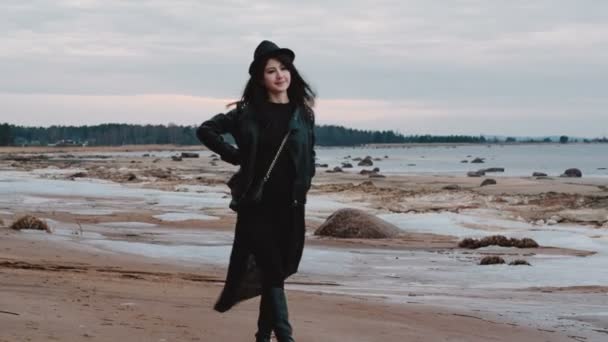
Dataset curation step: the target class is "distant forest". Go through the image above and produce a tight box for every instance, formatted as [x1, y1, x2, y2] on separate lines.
[0, 123, 606, 147]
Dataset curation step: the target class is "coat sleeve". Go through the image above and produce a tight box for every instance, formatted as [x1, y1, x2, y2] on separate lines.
[196, 108, 241, 165]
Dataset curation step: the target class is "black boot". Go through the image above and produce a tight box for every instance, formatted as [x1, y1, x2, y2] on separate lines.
[268, 287, 294, 342]
[255, 292, 272, 342]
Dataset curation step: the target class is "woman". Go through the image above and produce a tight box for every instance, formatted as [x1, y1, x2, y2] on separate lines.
[196, 40, 316, 342]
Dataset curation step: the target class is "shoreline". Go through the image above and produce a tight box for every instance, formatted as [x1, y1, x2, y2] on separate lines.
[2, 141, 607, 154]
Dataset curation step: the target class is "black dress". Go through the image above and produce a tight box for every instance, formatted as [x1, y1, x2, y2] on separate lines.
[213, 102, 307, 312]
[244, 101, 295, 287]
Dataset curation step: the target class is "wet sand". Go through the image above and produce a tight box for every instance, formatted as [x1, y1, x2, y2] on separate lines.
[0, 231, 574, 342]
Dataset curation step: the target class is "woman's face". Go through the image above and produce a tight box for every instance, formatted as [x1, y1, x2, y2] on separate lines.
[262, 58, 291, 96]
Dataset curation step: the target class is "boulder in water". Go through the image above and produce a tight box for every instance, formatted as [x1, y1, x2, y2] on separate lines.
[560, 168, 582, 178]
[479, 256, 505, 265]
[509, 259, 531, 266]
[467, 170, 485, 177]
[357, 156, 374, 166]
[480, 168, 504, 173]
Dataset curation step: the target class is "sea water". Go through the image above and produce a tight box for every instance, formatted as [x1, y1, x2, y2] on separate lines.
[315, 143, 608, 177]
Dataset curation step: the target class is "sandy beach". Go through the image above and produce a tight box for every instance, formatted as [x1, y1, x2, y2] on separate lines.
[1, 145, 607, 341]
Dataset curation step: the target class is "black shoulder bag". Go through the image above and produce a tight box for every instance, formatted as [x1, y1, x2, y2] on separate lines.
[229, 130, 291, 212]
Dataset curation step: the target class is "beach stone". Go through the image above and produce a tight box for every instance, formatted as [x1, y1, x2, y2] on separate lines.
[357, 156, 373, 166]
[602, 221, 608, 228]
[315, 163, 328, 168]
[471, 157, 485, 163]
[443, 184, 461, 190]
[373, 158, 382, 161]
[126, 173, 137, 181]
[509, 260, 531, 266]
[479, 256, 505, 265]
[341, 163, 353, 168]
[467, 170, 485, 177]
[325, 166, 343, 173]
[149, 169, 171, 179]
[384, 155, 388, 159]
[171, 156, 182, 162]
[532, 172, 548, 177]
[10, 215, 52, 233]
[560, 168, 582, 178]
[550, 215, 563, 222]
[69, 172, 87, 179]
[142, 153, 150, 157]
[480, 179, 497, 187]
[598, 167, 607, 170]
[546, 219, 558, 225]
[181, 152, 199, 158]
[459, 235, 538, 249]
[480, 168, 505, 173]
[314, 208, 401, 239]
[352, 157, 362, 161]
[369, 173, 386, 178]
[461, 160, 469, 163]
[535, 219, 545, 225]
[359, 169, 375, 175]
[344, 155, 351, 159]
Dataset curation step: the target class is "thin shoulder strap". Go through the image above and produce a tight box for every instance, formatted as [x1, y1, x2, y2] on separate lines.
[261, 130, 291, 184]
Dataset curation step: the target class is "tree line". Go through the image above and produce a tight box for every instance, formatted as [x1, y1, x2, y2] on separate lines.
[0, 122, 606, 147]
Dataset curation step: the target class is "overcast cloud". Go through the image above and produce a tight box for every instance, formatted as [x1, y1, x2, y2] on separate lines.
[1, 0, 607, 136]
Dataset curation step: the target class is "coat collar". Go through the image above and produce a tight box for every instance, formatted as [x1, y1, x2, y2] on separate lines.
[287, 106, 302, 132]
[248, 103, 302, 132]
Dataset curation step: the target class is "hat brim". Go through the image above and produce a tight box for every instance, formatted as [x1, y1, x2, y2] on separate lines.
[248, 48, 295, 75]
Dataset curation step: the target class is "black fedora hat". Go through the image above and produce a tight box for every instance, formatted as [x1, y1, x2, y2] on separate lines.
[248, 40, 295, 75]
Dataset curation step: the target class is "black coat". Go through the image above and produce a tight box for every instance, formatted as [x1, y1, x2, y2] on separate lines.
[196, 103, 316, 312]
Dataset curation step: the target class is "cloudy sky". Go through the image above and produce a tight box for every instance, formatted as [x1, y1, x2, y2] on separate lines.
[1, 0, 607, 137]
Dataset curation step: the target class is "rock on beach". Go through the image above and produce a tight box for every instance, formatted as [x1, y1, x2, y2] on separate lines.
[315, 208, 401, 239]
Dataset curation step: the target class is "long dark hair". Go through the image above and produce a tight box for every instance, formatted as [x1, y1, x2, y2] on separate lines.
[230, 54, 316, 122]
